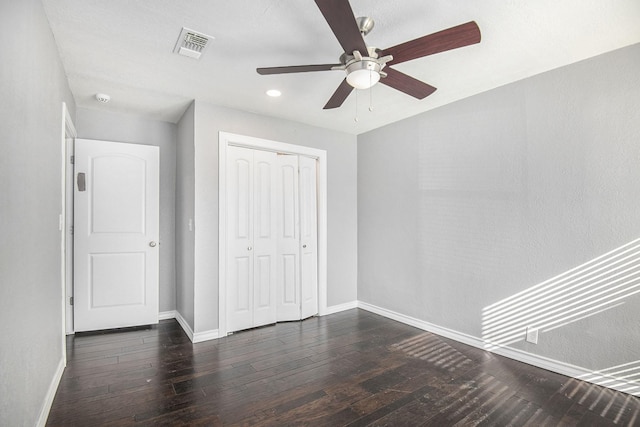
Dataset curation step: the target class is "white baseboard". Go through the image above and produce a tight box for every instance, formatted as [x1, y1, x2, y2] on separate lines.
[193, 329, 220, 343]
[174, 311, 195, 341]
[322, 300, 358, 316]
[158, 310, 177, 320]
[37, 357, 65, 427]
[174, 300, 356, 341]
[174, 311, 219, 343]
[357, 301, 640, 397]
[358, 301, 483, 348]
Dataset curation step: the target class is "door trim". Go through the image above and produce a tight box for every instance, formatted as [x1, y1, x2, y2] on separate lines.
[218, 132, 327, 337]
[60, 102, 76, 361]
[64, 105, 76, 336]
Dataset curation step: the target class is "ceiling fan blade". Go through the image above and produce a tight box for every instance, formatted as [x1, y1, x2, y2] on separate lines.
[314, 0, 368, 56]
[257, 64, 342, 75]
[380, 67, 437, 99]
[381, 21, 481, 65]
[323, 78, 353, 109]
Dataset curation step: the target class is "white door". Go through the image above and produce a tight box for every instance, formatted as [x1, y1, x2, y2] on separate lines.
[276, 155, 319, 321]
[227, 146, 277, 332]
[74, 139, 159, 332]
[276, 155, 301, 321]
[299, 156, 318, 319]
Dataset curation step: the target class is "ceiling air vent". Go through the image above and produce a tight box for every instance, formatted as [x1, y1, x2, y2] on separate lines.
[173, 27, 213, 59]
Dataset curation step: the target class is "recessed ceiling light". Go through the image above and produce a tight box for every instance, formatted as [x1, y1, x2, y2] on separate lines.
[266, 89, 281, 97]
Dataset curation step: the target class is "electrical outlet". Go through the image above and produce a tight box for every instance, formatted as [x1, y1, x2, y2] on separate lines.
[526, 327, 539, 344]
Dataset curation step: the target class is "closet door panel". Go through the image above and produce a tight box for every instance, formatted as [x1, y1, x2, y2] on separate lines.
[226, 146, 255, 332]
[300, 156, 318, 319]
[253, 150, 277, 326]
[282, 254, 298, 304]
[276, 155, 301, 321]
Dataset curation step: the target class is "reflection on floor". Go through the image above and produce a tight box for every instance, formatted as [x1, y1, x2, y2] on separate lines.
[47, 309, 640, 426]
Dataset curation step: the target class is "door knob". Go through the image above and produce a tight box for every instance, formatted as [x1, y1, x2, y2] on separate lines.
[247, 246, 252, 251]
[149, 241, 157, 247]
[302, 244, 307, 248]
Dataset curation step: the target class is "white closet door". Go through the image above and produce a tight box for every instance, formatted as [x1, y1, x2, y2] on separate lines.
[227, 146, 254, 332]
[299, 156, 318, 319]
[252, 150, 278, 327]
[226, 146, 277, 333]
[276, 155, 301, 321]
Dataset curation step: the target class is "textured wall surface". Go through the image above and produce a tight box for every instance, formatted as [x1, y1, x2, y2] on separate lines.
[358, 44, 640, 379]
[76, 108, 178, 313]
[0, 0, 76, 424]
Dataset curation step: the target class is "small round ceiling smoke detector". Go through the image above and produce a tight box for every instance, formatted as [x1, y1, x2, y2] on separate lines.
[95, 93, 111, 103]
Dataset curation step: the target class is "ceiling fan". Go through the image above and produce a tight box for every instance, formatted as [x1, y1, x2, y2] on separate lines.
[257, 0, 481, 110]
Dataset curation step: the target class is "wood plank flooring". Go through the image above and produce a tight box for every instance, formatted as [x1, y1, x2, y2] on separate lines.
[47, 309, 640, 426]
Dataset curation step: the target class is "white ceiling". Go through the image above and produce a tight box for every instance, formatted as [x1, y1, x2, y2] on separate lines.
[42, 0, 640, 135]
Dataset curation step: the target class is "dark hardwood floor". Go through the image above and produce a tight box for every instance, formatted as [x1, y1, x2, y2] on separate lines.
[47, 309, 639, 426]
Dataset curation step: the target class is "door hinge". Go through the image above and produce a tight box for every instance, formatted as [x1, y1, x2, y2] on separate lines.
[70, 225, 74, 235]
[70, 296, 74, 306]
[70, 155, 74, 164]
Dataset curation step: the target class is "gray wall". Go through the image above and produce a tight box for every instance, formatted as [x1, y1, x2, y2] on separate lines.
[176, 102, 195, 328]
[191, 101, 358, 332]
[358, 43, 640, 373]
[0, 0, 76, 424]
[76, 108, 177, 313]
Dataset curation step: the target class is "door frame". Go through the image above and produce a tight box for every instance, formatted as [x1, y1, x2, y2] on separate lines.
[60, 102, 77, 360]
[218, 132, 327, 337]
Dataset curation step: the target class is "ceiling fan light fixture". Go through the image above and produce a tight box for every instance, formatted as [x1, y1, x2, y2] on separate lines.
[256, 0, 480, 110]
[345, 60, 381, 89]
